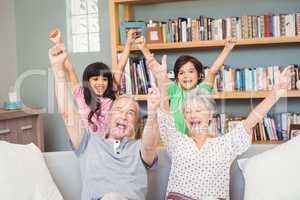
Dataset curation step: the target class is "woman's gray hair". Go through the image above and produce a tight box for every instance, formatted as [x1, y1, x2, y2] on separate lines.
[182, 88, 217, 114]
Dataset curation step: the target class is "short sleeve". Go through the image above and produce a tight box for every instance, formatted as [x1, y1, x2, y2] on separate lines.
[157, 109, 181, 154]
[167, 82, 179, 97]
[70, 131, 91, 157]
[223, 122, 252, 158]
[198, 81, 214, 94]
[139, 150, 158, 170]
[73, 86, 86, 108]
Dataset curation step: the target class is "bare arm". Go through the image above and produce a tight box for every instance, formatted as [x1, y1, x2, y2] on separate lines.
[243, 66, 293, 135]
[205, 38, 236, 87]
[49, 44, 85, 149]
[140, 88, 160, 166]
[48, 28, 80, 94]
[136, 37, 171, 87]
[64, 59, 80, 94]
[113, 29, 137, 92]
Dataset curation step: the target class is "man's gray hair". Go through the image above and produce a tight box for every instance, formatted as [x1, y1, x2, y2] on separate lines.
[113, 95, 140, 119]
[182, 88, 217, 114]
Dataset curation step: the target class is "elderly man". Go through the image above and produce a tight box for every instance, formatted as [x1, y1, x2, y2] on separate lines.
[48, 43, 160, 200]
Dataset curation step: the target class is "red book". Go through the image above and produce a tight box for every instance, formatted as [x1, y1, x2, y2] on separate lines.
[296, 12, 300, 36]
[264, 15, 270, 37]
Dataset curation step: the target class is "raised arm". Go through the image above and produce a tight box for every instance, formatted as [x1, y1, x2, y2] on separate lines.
[113, 29, 136, 91]
[205, 37, 236, 87]
[136, 36, 171, 86]
[243, 66, 293, 135]
[48, 28, 79, 93]
[140, 88, 160, 166]
[48, 44, 85, 149]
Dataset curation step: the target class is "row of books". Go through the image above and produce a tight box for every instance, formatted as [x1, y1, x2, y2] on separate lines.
[120, 57, 300, 95]
[212, 112, 300, 141]
[119, 54, 156, 95]
[136, 112, 300, 142]
[141, 12, 300, 43]
[211, 64, 300, 92]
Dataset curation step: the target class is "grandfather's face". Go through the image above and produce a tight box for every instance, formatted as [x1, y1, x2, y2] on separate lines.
[109, 97, 138, 140]
[183, 99, 212, 136]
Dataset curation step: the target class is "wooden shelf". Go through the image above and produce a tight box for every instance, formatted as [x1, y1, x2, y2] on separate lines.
[132, 90, 300, 101]
[155, 141, 284, 148]
[252, 141, 285, 144]
[113, 0, 183, 5]
[117, 36, 300, 52]
[213, 90, 300, 99]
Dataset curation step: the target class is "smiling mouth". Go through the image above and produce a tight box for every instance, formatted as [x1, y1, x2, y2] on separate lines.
[183, 80, 193, 84]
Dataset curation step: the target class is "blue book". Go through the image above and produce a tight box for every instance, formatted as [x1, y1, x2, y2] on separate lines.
[241, 68, 246, 91]
[235, 69, 240, 91]
[274, 113, 283, 140]
[251, 66, 255, 91]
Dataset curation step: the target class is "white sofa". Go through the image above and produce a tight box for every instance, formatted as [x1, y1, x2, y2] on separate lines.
[43, 144, 277, 200]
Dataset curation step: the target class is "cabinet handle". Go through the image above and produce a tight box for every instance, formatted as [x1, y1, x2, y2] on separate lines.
[20, 125, 33, 131]
[0, 129, 11, 135]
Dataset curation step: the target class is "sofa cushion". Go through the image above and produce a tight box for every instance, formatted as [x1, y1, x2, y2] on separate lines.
[0, 141, 63, 200]
[230, 144, 277, 200]
[238, 136, 300, 200]
[43, 151, 82, 200]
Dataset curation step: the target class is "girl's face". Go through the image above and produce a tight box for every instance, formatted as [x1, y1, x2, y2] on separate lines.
[109, 98, 138, 140]
[88, 75, 108, 96]
[177, 62, 199, 90]
[183, 100, 212, 136]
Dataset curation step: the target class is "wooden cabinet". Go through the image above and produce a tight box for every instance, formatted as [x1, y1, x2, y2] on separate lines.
[0, 109, 44, 151]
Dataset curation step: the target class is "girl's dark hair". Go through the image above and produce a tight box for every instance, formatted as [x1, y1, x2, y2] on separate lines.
[82, 62, 116, 130]
[173, 55, 204, 83]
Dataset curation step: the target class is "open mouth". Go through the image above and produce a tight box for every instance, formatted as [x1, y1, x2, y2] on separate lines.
[190, 121, 202, 130]
[183, 80, 193, 84]
[116, 122, 127, 131]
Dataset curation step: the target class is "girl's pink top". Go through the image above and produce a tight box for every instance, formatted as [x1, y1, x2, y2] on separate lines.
[73, 86, 113, 135]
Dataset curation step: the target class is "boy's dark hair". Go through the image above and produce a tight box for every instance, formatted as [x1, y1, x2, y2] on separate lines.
[82, 62, 116, 130]
[173, 55, 204, 83]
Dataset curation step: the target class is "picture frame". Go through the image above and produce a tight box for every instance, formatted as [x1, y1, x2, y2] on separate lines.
[146, 26, 163, 43]
[289, 124, 300, 139]
[120, 21, 146, 45]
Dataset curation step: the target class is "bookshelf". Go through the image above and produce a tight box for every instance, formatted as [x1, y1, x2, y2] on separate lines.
[133, 91, 300, 101]
[117, 36, 300, 52]
[109, 0, 300, 144]
[252, 141, 285, 145]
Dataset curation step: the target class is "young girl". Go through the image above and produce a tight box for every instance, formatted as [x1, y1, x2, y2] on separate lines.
[136, 37, 236, 134]
[48, 28, 137, 135]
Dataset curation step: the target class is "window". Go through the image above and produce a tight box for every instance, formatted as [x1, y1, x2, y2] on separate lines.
[66, 0, 100, 53]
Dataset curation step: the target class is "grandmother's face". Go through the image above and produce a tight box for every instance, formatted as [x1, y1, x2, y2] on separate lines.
[183, 99, 212, 135]
[109, 98, 138, 140]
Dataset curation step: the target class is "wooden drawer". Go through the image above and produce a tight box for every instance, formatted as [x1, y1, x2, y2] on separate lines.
[0, 109, 44, 151]
[16, 116, 36, 145]
[0, 119, 18, 143]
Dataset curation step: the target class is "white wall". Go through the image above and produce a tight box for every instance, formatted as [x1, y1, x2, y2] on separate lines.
[0, 0, 17, 105]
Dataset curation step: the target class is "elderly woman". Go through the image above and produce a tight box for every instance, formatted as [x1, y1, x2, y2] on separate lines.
[149, 56, 293, 200]
[48, 44, 161, 200]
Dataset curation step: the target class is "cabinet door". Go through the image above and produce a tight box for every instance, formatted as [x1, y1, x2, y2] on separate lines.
[0, 119, 18, 143]
[16, 116, 36, 145]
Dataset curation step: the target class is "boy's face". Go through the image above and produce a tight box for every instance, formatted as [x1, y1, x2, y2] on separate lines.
[109, 98, 138, 140]
[177, 62, 199, 90]
[88, 75, 108, 96]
